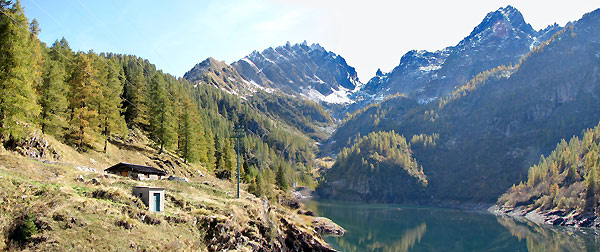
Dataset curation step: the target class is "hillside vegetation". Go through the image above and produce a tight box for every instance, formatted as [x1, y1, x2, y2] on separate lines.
[498, 122, 600, 213]
[318, 131, 428, 202]
[323, 9, 600, 203]
[0, 1, 333, 199]
[0, 133, 334, 251]
[0, 2, 342, 250]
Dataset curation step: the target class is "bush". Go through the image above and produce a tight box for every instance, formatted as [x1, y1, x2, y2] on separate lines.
[7, 213, 38, 245]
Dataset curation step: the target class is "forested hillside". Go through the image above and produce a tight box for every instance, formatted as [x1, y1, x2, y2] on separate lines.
[497, 122, 600, 213]
[0, 1, 326, 197]
[318, 131, 429, 202]
[322, 8, 600, 203]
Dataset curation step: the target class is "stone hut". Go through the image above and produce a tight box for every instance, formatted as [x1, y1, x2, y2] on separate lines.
[105, 162, 167, 180]
[132, 186, 165, 212]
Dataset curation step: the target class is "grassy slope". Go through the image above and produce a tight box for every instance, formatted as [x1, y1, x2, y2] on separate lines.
[0, 133, 332, 251]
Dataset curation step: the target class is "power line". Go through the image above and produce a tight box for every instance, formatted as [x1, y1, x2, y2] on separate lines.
[2, 2, 241, 158]
[28, 0, 184, 111]
[26, 0, 257, 137]
[0, 5, 148, 126]
[33, 0, 186, 109]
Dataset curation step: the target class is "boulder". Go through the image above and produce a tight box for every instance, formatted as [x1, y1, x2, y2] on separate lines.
[167, 176, 189, 183]
[312, 217, 345, 236]
[75, 175, 85, 182]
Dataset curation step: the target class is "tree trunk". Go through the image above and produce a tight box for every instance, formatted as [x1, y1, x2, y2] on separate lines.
[103, 116, 108, 153]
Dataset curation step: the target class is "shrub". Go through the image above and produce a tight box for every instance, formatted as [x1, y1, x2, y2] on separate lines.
[7, 213, 38, 245]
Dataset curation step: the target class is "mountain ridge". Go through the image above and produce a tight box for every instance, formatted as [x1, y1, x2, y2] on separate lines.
[320, 7, 600, 203]
[359, 5, 563, 105]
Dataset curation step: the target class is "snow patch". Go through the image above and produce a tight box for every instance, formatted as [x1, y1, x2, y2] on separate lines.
[529, 37, 540, 50]
[300, 86, 354, 104]
[242, 58, 259, 70]
[418, 96, 438, 105]
[419, 64, 442, 72]
[247, 79, 275, 94]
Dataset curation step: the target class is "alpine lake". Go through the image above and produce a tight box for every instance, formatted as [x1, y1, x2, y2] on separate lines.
[305, 200, 600, 252]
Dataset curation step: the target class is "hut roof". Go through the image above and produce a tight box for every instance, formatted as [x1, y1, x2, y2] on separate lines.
[105, 162, 167, 176]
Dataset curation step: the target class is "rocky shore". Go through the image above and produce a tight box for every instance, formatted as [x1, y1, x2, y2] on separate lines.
[489, 205, 600, 228]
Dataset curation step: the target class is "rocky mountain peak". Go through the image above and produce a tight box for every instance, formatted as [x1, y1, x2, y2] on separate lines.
[183, 57, 253, 95]
[468, 5, 534, 39]
[355, 5, 562, 113]
[231, 42, 362, 104]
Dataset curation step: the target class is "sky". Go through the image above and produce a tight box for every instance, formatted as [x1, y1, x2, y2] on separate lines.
[21, 0, 600, 82]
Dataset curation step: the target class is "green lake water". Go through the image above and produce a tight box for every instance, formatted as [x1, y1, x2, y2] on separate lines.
[305, 200, 600, 252]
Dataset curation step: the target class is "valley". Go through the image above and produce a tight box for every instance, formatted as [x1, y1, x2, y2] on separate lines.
[2, 1, 600, 251]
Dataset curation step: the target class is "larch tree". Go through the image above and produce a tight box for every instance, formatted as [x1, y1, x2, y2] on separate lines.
[39, 57, 68, 136]
[97, 57, 127, 152]
[0, 0, 41, 142]
[28, 18, 44, 91]
[178, 97, 200, 163]
[68, 52, 100, 150]
[149, 72, 175, 153]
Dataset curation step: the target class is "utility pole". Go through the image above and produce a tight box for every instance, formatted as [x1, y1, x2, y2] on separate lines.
[231, 125, 245, 199]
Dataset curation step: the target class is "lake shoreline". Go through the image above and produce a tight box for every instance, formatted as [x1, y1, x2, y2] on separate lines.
[489, 205, 600, 228]
[307, 194, 495, 213]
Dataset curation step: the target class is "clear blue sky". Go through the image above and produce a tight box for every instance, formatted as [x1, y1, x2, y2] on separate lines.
[21, 0, 599, 81]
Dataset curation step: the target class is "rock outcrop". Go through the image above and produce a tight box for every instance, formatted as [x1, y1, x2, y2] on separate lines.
[490, 205, 600, 228]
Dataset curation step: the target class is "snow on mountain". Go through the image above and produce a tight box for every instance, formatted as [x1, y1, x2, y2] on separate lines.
[231, 41, 362, 104]
[360, 5, 563, 105]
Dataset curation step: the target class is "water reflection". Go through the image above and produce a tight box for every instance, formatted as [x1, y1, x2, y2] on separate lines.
[307, 200, 600, 252]
[497, 216, 600, 252]
[305, 201, 430, 252]
[330, 222, 426, 252]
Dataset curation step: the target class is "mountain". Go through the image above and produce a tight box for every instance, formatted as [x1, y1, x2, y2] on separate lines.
[0, 2, 340, 250]
[359, 6, 562, 104]
[183, 57, 257, 96]
[317, 131, 428, 202]
[321, 8, 600, 203]
[182, 56, 336, 143]
[231, 41, 362, 104]
[494, 121, 600, 226]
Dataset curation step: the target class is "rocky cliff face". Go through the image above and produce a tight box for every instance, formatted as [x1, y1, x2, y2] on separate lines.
[360, 5, 562, 104]
[232, 41, 362, 104]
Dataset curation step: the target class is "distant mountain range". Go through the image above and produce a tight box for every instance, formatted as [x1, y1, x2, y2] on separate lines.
[184, 41, 362, 105]
[184, 6, 565, 116]
[322, 7, 600, 203]
[184, 6, 600, 204]
[358, 5, 562, 105]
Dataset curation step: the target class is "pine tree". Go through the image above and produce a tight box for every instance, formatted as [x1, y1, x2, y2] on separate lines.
[122, 58, 148, 127]
[49, 38, 75, 77]
[0, 1, 41, 142]
[276, 162, 289, 190]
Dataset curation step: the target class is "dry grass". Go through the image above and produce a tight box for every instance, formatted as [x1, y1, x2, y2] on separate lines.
[0, 133, 329, 251]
